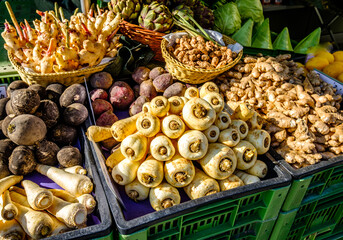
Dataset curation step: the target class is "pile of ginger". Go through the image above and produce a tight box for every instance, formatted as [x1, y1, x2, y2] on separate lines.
[216, 54, 343, 168]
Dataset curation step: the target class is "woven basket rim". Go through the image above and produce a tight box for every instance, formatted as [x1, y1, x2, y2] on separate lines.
[161, 34, 243, 73]
[120, 20, 166, 38]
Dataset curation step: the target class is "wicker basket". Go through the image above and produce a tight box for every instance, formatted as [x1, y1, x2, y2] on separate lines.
[119, 20, 166, 62]
[8, 53, 116, 87]
[161, 34, 243, 84]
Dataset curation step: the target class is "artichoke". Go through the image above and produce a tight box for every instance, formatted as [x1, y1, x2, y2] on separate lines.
[171, 0, 196, 7]
[192, 1, 214, 29]
[111, 0, 142, 21]
[138, 2, 174, 32]
[143, 0, 171, 6]
[172, 4, 194, 24]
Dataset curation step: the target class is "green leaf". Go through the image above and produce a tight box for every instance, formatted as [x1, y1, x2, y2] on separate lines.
[273, 27, 293, 51]
[294, 27, 321, 54]
[252, 18, 273, 49]
[232, 19, 254, 47]
[236, 0, 264, 23]
[214, 2, 241, 36]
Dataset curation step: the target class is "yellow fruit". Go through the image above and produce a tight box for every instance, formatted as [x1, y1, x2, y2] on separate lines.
[333, 51, 343, 62]
[305, 57, 329, 71]
[338, 73, 343, 83]
[323, 62, 343, 79]
[315, 51, 334, 64]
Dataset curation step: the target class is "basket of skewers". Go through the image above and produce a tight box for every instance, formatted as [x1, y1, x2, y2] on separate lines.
[2, 2, 123, 87]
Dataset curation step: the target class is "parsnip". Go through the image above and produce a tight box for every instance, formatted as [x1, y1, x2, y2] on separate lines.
[48, 189, 75, 203]
[63, 165, 87, 175]
[199, 82, 219, 98]
[233, 103, 255, 121]
[184, 168, 220, 200]
[184, 87, 199, 99]
[21, 180, 53, 210]
[203, 125, 220, 143]
[199, 143, 237, 180]
[150, 134, 175, 161]
[8, 192, 29, 208]
[246, 111, 263, 130]
[182, 98, 216, 130]
[136, 113, 160, 138]
[218, 174, 244, 191]
[106, 144, 125, 168]
[246, 130, 271, 155]
[137, 157, 164, 188]
[111, 158, 141, 185]
[1, 190, 18, 221]
[86, 126, 113, 142]
[231, 120, 249, 139]
[142, 102, 151, 113]
[0, 175, 23, 196]
[150, 96, 170, 117]
[12, 202, 53, 239]
[235, 170, 261, 185]
[181, 97, 189, 104]
[168, 96, 185, 115]
[215, 112, 231, 130]
[178, 130, 208, 160]
[35, 164, 93, 197]
[218, 127, 240, 147]
[110, 112, 142, 142]
[47, 196, 87, 228]
[161, 115, 186, 139]
[49, 213, 70, 235]
[9, 186, 26, 196]
[233, 141, 257, 170]
[164, 154, 195, 188]
[246, 160, 268, 178]
[0, 217, 25, 240]
[149, 182, 180, 211]
[121, 132, 148, 161]
[203, 92, 224, 114]
[125, 179, 150, 201]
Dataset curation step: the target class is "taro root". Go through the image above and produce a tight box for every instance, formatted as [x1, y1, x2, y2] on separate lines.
[163, 82, 186, 98]
[0, 139, 16, 179]
[109, 81, 135, 110]
[9, 145, 36, 175]
[0, 97, 9, 120]
[7, 114, 47, 146]
[59, 84, 86, 108]
[46, 83, 66, 104]
[5, 99, 14, 115]
[49, 123, 77, 146]
[92, 99, 113, 116]
[129, 96, 149, 116]
[35, 139, 60, 166]
[133, 85, 140, 98]
[6, 80, 29, 98]
[89, 72, 113, 89]
[35, 100, 60, 128]
[153, 73, 173, 92]
[28, 84, 47, 99]
[57, 146, 82, 168]
[63, 103, 89, 126]
[90, 89, 108, 101]
[96, 110, 118, 127]
[149, 67, 165, 80]
[132, 66, 150, 84]
[139, 80, 157, 100]
[11, 89, 40, 114]
[2, 114, 16, 138]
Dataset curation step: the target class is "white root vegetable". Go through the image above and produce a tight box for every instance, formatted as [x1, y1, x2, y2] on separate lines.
[218, 127, 240, 147]
[35, 164, 93, 197]
[233, 103, 255, 121]
[203, 125, 220, 143]
[111, 158, 141, 185]
[49, 213, 70, 236]
[231, 120, 249, 139]
[142, 102, 151, 113]
[184, 87, 199, 99]
[150, 134, 175, 161]
[1, 190, 18, 221]
[161, 115, 185, 139]
[137, 157, 164, 188]
[106, 144, 125, 168]
[0, 217, 25, 240]
[110, 113, 142, 142]
[21, 180, 53, 210]
[180, 97, 188, 104]
[218, 174, 244, 191]
[202, 92, 224, 114]
[150, 96, 170, 117]
[199, 82, 219, 98]
[235, 170, 261, 185]
[121, 132, 148, 161]
[47, 196, 87, 228]
[9, 186, 26, 196]
[63, 165, 87, 175]
[246, 160, 268, 178]
[178, 130, 208, 160]
[215, 112, 231, 130]
[149, 182, 180, 211]
[125, 179, 150, 201]
[246, 111, 263, 130]
[246, 130, 271, 155]
[233, 141, 257, 170]
[8, 192, 29, 208]
[164, 154, 195, 188]
[184, 168, 220, 200]
[136, 113, 160, 138]
[168, 96, 185, 115]
[0, 175, 23, 196]
[199, 143, 237, 180]
[182, 98, 216, 131]
[12, 202, 53, 239]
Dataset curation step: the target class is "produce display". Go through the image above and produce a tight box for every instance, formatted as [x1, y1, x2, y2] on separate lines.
[0, 81, 97, 239]
[87, 81, 271, 211]
[217, 54, 343, 168]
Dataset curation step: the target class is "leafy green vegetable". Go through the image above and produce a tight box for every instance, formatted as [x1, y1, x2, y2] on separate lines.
[232, 19, 254, 47]
[214, 2, 241, 36]
[294, 27, 321, 54]
[236, 0, 264, 23]
[273, 27, 293, 51]
[252, 18, 273, 49]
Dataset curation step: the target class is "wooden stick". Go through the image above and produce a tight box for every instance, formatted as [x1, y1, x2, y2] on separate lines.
[5, 1, 24, 41]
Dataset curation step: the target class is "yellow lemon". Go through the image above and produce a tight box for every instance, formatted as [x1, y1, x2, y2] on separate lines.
[315, 51, 335, 63]
[305, 57, 329, 71]
[333, 51, 343, 62]
[323, 62, 343, 79]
